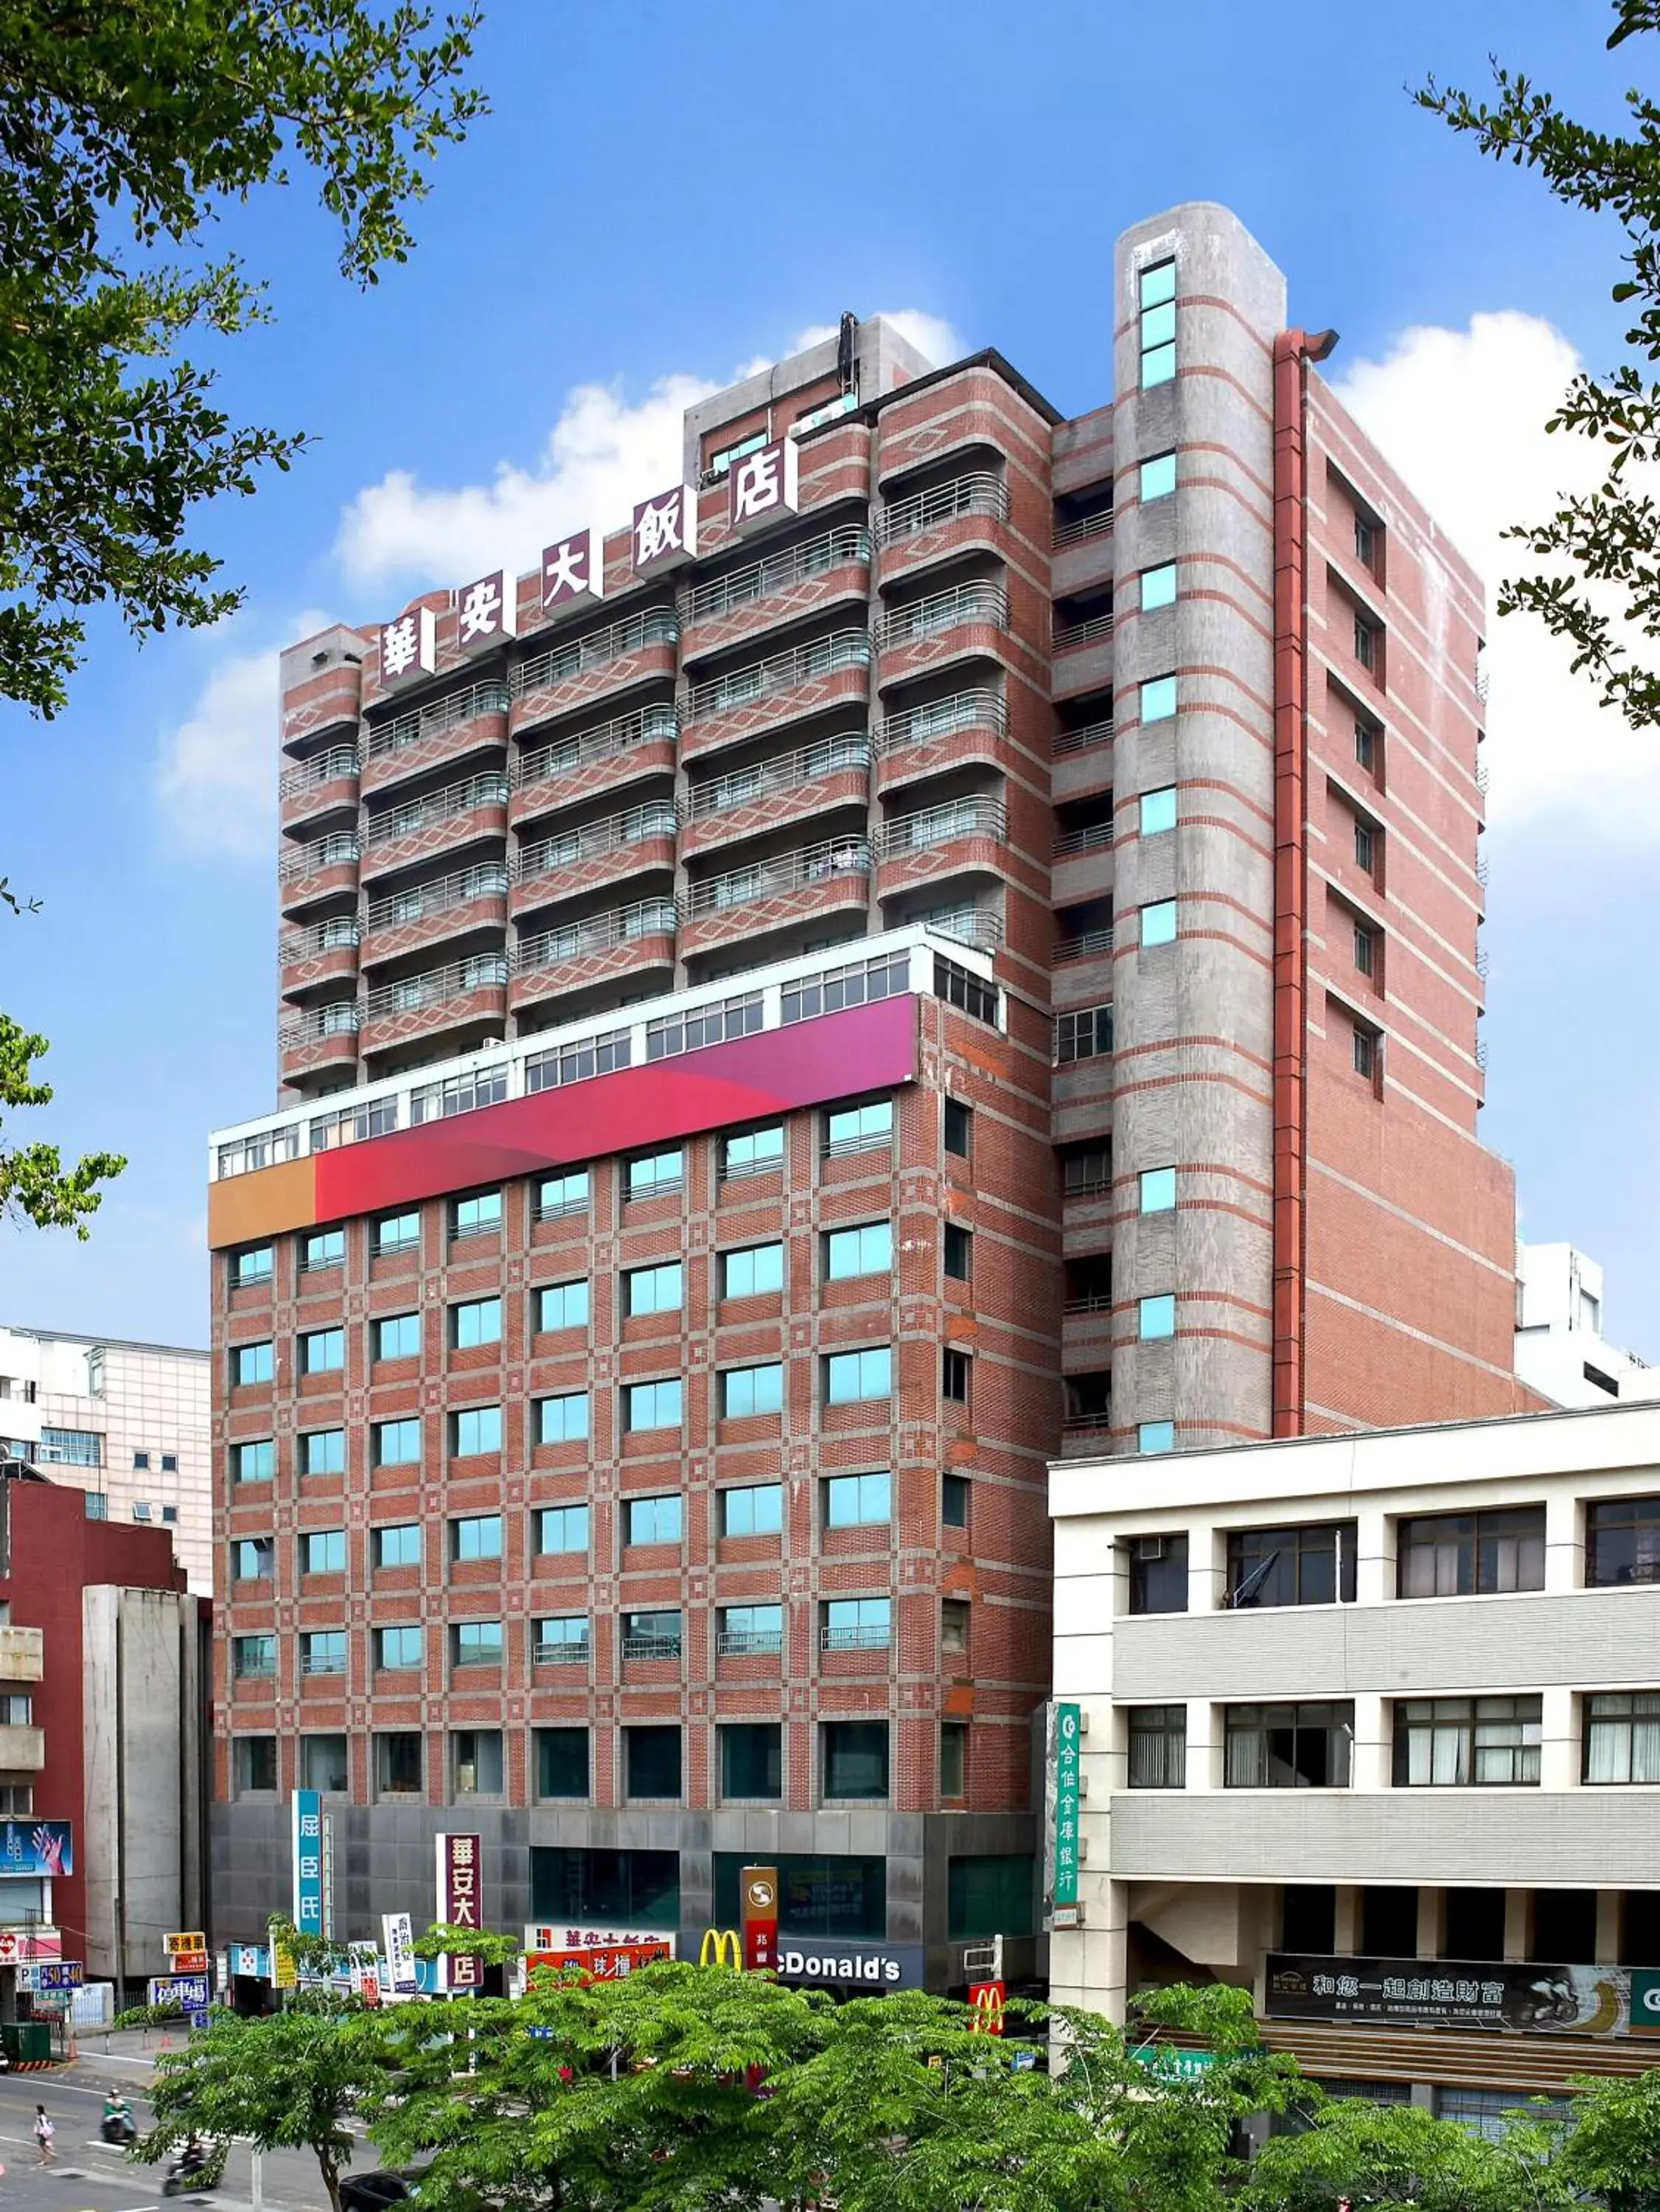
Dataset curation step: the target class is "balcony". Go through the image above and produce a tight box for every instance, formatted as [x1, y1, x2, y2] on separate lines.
[279, 917, 362, 1001]
[896, 905, 1005, 953]
[0, 1727, 43, 1771]
[360, 956, 508, 1057]
[1053, 925, 1116, 966]
[511, 703, 679, 827]
[683, 524, 870, 656]
[281, 661, 361, 751]
[510, 801, 678, 919]
[1052, 505, 1115, 598]
[279, 745, 360, 830]
[876, 581, 1009, 689]
[621, 1630, 682, 1663]
[1053, 610, 1115, 655]
[716, 1627, 784, 1657]
[361, 678, 508, 795]
[360, 771, 509, 880]
[680, 838, 870, 958]
[877, 473, 1011, 582]
[681, 733, 870, 858]
[1053, 716, 1115, 802]
[820, 1624, 890, 1652]
[1053, 819, 1115, 906]
[360, 864, 509, 966]
[873, 686, 1011, 797]
[509, 608, 678, 737]
[680, 630, 871, 762]
[1051, 605, 1115, 703]
[508, 900, 676, 1021]
[531, 1637, 590, 1668]
[0, 1628, 43, 1683]
[876, 796, 1008, 900]
[278, 1001, 361, 1083]
[279, 833, 360, 915]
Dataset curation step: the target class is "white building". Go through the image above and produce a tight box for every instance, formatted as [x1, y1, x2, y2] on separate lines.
[1050, 1402, 1660, 2106]
[0, 1329, 211, 1593]
[1514, 1243, 1660, 1411]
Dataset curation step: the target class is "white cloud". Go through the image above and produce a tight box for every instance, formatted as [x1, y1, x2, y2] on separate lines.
[153, 607, 330, 859]
[335, 309, 963, 594]
[1333, 311, 1660, 844]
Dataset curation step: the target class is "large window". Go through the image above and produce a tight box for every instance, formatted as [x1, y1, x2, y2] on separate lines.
[1393, 1696, 1541, 1787]
[450, 1404, 503, 1456]
[1139, 257, 1176, 386]
[1396, 1508, 1545, 1598]
[374, 1733, 422, 1797]
[623, 1609, 682, 1660]
[713, 1852, 885, 1940]
[299, 1328, 344, 1374]
[450, 1514, 502, 1562]
[822, 1596, 890, 1650]
[624, 1725, 682, 1800]
[231, 1245, 274, 1288]
[372, 1521, 420, 1568]
[624, 1495, 683, 1546]
[1227, 1523, 1357, 1608]
[1129, 1705, 1187, 1789]
[1587, 1495, 1660, 1587]
[301, 1228, 345, 1273]
[373, 1417, 422, 1467]
[1225, 1702, 1353, 1789]
[626, 1150, 683, 1200]
[822, 1721, 889, 1801]
[535, 1728, 589, 1800]
[536, 1280, 590, 1332]
[718, 1605, 783, 1656]
[719, 1724, 782, 1800]
[231, 1341, 273, 1388]
[623, 1378, 683, 1432]
[537, 1504, 588, 1555]
[824, 1346, 892, 1405]
[374, 1313, 420, 1361]
[300, 1428, 346, 1477]
[452, 1297, 503, 1349]
[720, 1242, 784, 1298]
[722, 1126, 784, 1179]
[1583, 1692, 1660, 1784]
[374, 1211, 421, 1255]
[720, 1363, 783, 1418]
[537, 1391, 590, 1444]
[533, 1616, 590, 1664]
[452, 1729, 503, 1795]
[531, 1846, 680, 1930]
[536, 1169, 590, 1220]
[624, 1262, 683, 1316]
[948, 1854, 1034, 1941]
[824, 1098, 893, 1156]
[719, 1483, 782, 1537]
[300, 1734, 349, 1793]
[233, 1635, 276, 1680]
[450, 1190, 503, 1238]
[825, 1471, 891, 1528]
[375, 1626, 422, 1670]
[232, 1439, 275, 1484]
[1127, 1532, 1188, 1614]
[299, 1528, 346, 1576]
[234, 1736, 277, 1793]
[232, 1537, 273, 1582]
[1055, 1006, 1113, 1064]
[301, 1630, 346, 1676]
[825, 1221, 893, 1280]
[452, 1620, 504, 1669]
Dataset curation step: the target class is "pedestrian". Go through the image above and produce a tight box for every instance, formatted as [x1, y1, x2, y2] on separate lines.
[32, 2104, 54, 2165]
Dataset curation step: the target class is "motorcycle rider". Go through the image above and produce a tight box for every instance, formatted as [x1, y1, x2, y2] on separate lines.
[101, 2090, 135, 2141]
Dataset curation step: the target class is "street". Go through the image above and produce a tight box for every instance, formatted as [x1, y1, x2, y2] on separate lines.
[0, 2049, 383, 2212]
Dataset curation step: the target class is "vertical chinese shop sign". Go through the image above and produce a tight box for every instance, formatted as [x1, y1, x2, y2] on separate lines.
[291, 1790, 324, 1938]
[437, 1832, 484, 1989]
[1049, 1703, 1081, 1928]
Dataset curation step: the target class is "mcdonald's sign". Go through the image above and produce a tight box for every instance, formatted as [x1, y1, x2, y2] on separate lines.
[969, 1978, 1006, 2035]
[698, 1927, 744, 1970]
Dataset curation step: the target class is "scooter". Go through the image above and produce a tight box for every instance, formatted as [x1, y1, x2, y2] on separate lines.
[100, 2105, 138, 2146]
[161, 2143, 215, 2196]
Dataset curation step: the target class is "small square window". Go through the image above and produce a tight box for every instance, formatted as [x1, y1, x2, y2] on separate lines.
[1141, 900, 1178, 948]
[161, 1453, 177, 1473]
[231, 1341, 274, 1388]
[1139, 675, 1177, 725]
[133, 1450, 150, 1472]
[944, 1098, 973, 1158]
[719, 1362, 784, 1419]
[1140, 786, 1177, 837]
[721, 1125, 784, 1179]
[824, 1471, 892, 1528]
[1140, 563, 1177, 612]
[1139, 1420, 1176, 1455]
[825, 1220, 893, 1281]
[942, 1347, 971, 1405]
[1139, 1293, 1177, 1341]
[372, 1523, 421, 1568]
[537, 1505, 589, 1556]
[299, 1327, 344, 1375]
[537, 1169, 590, 1220]
[719, 1483, 784, 1537]
[1140, 260, 1176, 309]
[1140, 452, 1177, 503]
[372, 1417, 422, 1467]
[537, 1391, 590, 1444]
[232, 1439, 275, 1484]
[1140, 1166, 1176, 1213]
[450, 1513, 503, 1562]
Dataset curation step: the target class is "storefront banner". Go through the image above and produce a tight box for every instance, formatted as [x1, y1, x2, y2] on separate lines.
[678, 1932, 924, 1989]
[0, 1927, 60, 1964]
[528, 1941, 671, 1981]
[15, 1962, 80, 1992]
[1045, 1703, 1081, 1929]
[383, 1912, 418, 1993]
[1266, 1952, 1631, 2036]
[0, 1823, 71, 1878]
[291, 1790, 324, 1935]
[1629, 1969, 1660, 2032]
[526, 1924, 676, 1957]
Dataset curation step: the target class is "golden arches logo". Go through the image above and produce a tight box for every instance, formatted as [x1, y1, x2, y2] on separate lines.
[699, 1927, 743, 1970]
[969, 1981, 1005, 2035]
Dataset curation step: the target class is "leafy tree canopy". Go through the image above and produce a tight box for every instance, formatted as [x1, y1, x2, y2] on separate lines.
[0, 1012, 123, 1237]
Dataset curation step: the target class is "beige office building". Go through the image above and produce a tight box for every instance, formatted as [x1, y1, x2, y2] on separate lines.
[1050, 1402, 1660, 2108]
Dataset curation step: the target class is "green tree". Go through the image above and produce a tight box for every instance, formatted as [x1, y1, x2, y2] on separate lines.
[1420, 2, 1660, 732]
[0, 0, 486, 719]
[1562, 2066, 1660, 2210]
[142, 1999, 388, 2212]
[0, 1012, 123, 1236]
[1238, 2093, 1574, 2212]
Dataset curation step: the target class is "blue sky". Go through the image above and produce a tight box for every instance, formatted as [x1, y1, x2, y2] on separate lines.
[4, 0, 1656, 1357]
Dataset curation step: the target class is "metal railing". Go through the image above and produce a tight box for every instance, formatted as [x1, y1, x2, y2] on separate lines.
[363, 772, 508, 847]
[1053, 610, 1115, 651]
[1475, 757, 1490, 794]
[279, 919, 360, 964]
[279, 745, 359, 798]
[364, 957, 507, 1020]
[1053, 717, 1115, 757]
[879, 796, 1006, 858]
[910, 908, 1005, 950]
[511, 607, 679, 698]
[300, 1650, 347, 1675]
[716, 1627, 784, 1656]
[279, 1002, 360, 1046]
[1061, 1407, 1114, 1432]
[686, 733, 869, 817]
[621, 1632, 682, 1662]
[364, 678, 508, 762]
[879, 472, 1008, 543]
[365, 865, 507, 933]
[513, 900, 677, 972]
[514, 703, 679, 790]
[515, 802, 679, 883]
[685, 629, 871, 721]
[1053, 506, 1115, 550]
[686, 839, 871, 917]
[876, 686, 1008, 751]
[686, 525, 869, 623]
[820, 1624, 890, 1651]
[279, 835, 359, 886]
[877, 582, 1008, 650]
[1054, 821, 1113, 858]
[1054, 928, 1115, 964]
[531, 1638, 590, 1666]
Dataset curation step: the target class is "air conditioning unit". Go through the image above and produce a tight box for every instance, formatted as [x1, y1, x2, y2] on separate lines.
[1133, 1536, 1167, 1562]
